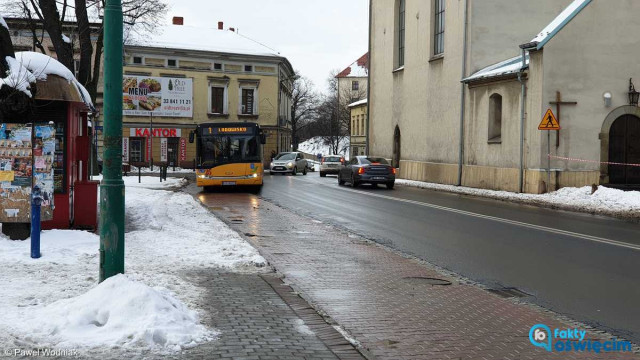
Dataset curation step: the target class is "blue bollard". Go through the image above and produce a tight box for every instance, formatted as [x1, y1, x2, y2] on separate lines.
[30, 185, 42, 259]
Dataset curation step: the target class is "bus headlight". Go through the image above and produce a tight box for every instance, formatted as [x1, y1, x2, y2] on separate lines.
[251, 173, 258, 178]
[286, 162, 293, 168]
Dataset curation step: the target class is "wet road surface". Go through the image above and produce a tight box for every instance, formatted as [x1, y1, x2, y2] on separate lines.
[194, 172, 640, 344]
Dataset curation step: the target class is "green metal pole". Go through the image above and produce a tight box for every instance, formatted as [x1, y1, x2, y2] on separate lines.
[100, 0, 125, 282]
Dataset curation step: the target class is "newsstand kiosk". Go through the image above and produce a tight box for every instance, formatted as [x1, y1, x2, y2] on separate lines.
[0, 75, 98, 238]
[39, 77, 99, 231]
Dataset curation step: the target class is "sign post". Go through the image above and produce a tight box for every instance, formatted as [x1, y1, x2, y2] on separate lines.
[538, 109, 561, 192]
[100, 0, 125, 282]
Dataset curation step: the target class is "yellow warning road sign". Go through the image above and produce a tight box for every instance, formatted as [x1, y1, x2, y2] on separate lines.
[538, 108, 560, 130]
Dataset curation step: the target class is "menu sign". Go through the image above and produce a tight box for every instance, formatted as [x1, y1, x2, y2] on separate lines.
[122, 76, 193, 117]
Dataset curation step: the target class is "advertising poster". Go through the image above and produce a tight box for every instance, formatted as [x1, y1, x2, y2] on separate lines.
[122, 76, 193, 117]
[160, 138, 167, 162]
[180, 138, 187, 161]
[122, 137, 129, 163]
[0, 124, 55, 222]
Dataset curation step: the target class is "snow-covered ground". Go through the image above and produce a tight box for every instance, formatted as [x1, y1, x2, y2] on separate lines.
[0, 176, 265, 356]
[297, 136, 350, 159]
[396, 179, 640, 220]
[128, 165, 195, 174]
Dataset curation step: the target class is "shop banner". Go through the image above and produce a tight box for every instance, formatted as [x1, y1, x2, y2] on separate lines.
[160, 138, 167, 162]
[122, 76, 193, 117]
[122, 137, 129, 163]
[130, 128, 182, 137]
[179, 138, 187, 161]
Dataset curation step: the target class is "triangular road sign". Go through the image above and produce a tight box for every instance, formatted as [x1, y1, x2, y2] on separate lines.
[538, 109, 560, 130]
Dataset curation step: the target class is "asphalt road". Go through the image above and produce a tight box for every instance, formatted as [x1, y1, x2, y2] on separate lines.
[256, 171, 640, 344]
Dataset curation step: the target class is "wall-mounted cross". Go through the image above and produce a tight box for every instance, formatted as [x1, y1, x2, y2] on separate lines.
[549, 91, 577, 147]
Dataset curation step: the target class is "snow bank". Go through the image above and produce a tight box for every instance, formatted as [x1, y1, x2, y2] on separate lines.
[298, 136, 350, 159]
[7, 274, 215, 350]
[396, 179, 640, 219]
[91, 174, 188, 189]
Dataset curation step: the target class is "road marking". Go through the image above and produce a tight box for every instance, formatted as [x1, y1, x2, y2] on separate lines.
[330, 185, 640, 252]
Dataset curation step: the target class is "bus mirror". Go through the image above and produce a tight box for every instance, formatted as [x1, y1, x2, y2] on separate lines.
[189, 131, 195, 143]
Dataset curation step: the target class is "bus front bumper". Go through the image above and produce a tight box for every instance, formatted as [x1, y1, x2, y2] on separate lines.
[196, 174, 263, 187]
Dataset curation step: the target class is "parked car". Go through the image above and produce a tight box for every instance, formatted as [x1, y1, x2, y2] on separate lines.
[338, 156, 396, 189]
[319, 155, 345, 177]
[270, 152, 308, 175]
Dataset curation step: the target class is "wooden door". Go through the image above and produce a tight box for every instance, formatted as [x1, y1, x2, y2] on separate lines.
[609, 115, 640, 184]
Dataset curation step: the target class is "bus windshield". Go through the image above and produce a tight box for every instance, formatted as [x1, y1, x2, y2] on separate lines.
[200, 135, 260, 167]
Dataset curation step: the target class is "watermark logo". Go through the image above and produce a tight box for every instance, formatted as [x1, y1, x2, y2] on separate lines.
[529, 324, 632, 354]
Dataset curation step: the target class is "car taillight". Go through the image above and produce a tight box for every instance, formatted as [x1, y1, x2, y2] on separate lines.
[358, 167, 366, 174]
[391, 167, 397, 175]
[321, 158, 325, 164]
[340, 158, 344, 164]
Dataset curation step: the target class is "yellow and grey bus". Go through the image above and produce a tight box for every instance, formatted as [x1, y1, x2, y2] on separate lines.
[190, 122, 266, 190]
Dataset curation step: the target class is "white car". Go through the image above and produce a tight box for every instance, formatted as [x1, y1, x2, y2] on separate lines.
[270, 152, 308, 175]
[319, 155, 345, 177]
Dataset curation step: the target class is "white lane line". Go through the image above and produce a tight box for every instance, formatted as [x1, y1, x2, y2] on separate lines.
[330, 185, 640, 252]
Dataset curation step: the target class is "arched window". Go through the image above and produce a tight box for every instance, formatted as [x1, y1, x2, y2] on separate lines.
[488, 93, 502, 143]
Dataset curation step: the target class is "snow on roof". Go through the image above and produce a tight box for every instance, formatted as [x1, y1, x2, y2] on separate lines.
[1, 56, 37, 97]
[463, 54, 528, 83]
[127, 24, 282, 58]
[14, 51, 94, 108]
[348, 98, 367, 107]
[531, 0, 591, 50]
[336, 53, 368, 78]
[0, 15, 8, 30]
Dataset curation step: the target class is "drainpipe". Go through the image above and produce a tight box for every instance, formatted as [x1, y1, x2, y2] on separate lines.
[457, 0, 469, 186]
[365, 0, 372, 155]
[517, 42, 537, 193]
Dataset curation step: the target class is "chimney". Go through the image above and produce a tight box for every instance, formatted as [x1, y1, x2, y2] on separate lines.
[218, 21, 224, 30]
[229, 27, 235, 32]
[172, 16, 184, 25]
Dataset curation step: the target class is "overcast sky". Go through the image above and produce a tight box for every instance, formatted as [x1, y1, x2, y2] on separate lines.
[165, 0, 369, 93]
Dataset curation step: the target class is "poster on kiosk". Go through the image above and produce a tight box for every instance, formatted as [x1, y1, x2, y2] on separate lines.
[0, 123, 55, 223]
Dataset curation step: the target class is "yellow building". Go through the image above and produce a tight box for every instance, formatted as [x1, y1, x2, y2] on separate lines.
[348, 99, 367, 157]
[120, 18, 294, 168]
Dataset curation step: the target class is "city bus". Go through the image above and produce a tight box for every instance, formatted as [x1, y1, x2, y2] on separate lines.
[190, 122, 266, 190]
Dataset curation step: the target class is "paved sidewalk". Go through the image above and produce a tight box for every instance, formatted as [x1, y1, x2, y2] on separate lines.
[194, 189, 640, 360]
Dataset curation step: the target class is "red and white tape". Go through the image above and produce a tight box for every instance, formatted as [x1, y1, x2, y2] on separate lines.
[548, 154, 640, 167]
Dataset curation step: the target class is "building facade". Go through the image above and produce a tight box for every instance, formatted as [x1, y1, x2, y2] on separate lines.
[121, 19, 294, 168]
[369, 0, 640, 193]
[348, 99, 367, 157]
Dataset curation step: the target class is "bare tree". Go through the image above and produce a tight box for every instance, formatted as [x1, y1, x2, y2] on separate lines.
[290, 71, 319, 151]
[0, 15, 36, 122]
[2, 0, 168, 101]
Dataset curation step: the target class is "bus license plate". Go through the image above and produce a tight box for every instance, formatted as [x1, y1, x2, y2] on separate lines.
[222, 181, 236, 186]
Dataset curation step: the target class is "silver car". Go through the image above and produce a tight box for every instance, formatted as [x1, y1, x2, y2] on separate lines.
[270, 152, 308, 175]
[319, 155, 345, 177]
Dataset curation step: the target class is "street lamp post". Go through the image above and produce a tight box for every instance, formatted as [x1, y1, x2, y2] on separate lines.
[100, 0, 125, 282]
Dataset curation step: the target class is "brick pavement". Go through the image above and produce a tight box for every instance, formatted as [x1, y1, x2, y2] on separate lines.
[196, 190, 640, 360]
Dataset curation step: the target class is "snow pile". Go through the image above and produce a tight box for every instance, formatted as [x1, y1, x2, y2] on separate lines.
[125, 185, 265, 269]
[7, 274, 215, 350]
[15, 51, 93, 108]
[298, 136, 350, 159]
[0, 173, 265, 354]
[396, 179, 640, 219]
